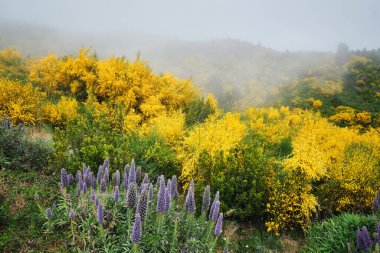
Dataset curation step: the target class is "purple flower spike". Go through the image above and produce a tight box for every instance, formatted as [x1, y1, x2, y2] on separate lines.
[375, 198, 379, 212]
[122, 172, 128, 190]
[185, 181, 196, 213]
[95, 196, 99, 207]
[362, 226, 372, 250]
[103, 157, 109, 170]
[113, 170, 120, 187]
[126, 183, 138, 209]
[136, 166, 142, 183]
[131, 212, 142, 243]
[97, 166, 103, 184]
[165, 185, 171, 213]
[82, 182, 87, 195]
[202, 185, 211, 214]
[100, 179, 107, 193]
[142, 173, 149, 186]
[91, 189, 95, 203]
[46, 208, 52, 219]
[149, 183, 154, 202]
[128, 161, 136, 186]
[214, 213, 223, 236]
[97, 202, 104, 223]
[69, 209, 74, 219]
[137, 188, 149, 221]
[209, 191, 220, 219]
[156, 176, 166, 213]
[114, 186, 119, 201]
[211, 201, 220, 221]
[76, 170, 82, 183]
[61, 169, 68, 187]
[171, 175, 179, 199]
[356, 229, 363, 250]
[104, 167, 109, 186]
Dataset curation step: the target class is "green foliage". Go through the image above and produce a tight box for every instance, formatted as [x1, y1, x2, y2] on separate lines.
[302, 213, 380, 253]
[233, 229, 282, 253]
[196, 131, 275, 219]
[183, 97, 215, 127]
[0, 117, 53, 171]
[0, 170, 59, 252]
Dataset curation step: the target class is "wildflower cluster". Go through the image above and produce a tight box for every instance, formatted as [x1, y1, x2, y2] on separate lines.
[41, 158, 226, 252]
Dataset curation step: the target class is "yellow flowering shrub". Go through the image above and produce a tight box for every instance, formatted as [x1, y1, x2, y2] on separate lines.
[0, 48, 28, 81]
[179, 112, 246, 186]
[0, 78, 45, 124]
[43, 96, 78, 126]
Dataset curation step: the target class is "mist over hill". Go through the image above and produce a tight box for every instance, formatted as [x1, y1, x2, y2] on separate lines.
[0, 22, 335, 110]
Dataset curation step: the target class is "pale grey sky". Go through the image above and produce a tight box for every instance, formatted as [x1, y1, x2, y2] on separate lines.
[1, 0, 379, 51]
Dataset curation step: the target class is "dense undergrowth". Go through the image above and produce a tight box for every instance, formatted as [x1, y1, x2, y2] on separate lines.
[0, 46, 380, 252]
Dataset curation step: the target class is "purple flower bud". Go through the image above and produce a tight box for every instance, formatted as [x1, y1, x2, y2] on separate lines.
[114, 186, 119, 201]
[91, 189, 95, 203]
[97, 166, 103, 184]
[214, 213, 223, 236]
[142, 173, 149, 186]
[82, 182, 87, 195]
[97, 202, 104, 223]
[95, 196, 99, 207]
[202, 185, 211, 214]
[156, 176, 166, 213]
[165, 185, 171, 213]
[60, 169, 68, 187]
[362, 226, 372, 250]
[69, 209, 74, 219]
[76, 170, 82, 183]
[137, 188, 148, 221]
[100, 179, 107, 193]
[166, 179, 172, 196]
[136, 166, 142, 183]
[209, 191, 220, 219]
[103, 157, 109, 170]
[112, 170, 120, 187]
[375, 198, 379, 212]
[46, 208, 52, 219]
[211, 201, 220, 221]
[69, 174, 75, 185]
[34, 193, 40, 201]
[85, 172, 93, 187]
[122, 172, 128, 190]
[104, 167, 109, 186]
[185, 181, 196, 213]
[171, 175, 179, 199]
[131, 212, 142, 243]
[149, 183, 154, 202]
[128, 161, 136, 186]
[126, 183, 138, 209]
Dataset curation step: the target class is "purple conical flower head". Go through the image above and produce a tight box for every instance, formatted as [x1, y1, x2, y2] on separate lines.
[82, 182, 87, 195]
[100, 179, 107, 193]
[85, 172, 93, 187]
[112, 170, 120, 187]
[211, 201, 220, 221]
[122, 172, 128, 190]
[171, 175, 179, 199]
[165, 185, 171, 213]
[60, 169, 68, 187]
[69, 174, 75, 185]
[156, 176, 166, 213]
[97, 165, 103, 184]
[126, 182, 138, 208]
[214, 213, 223, 236]
[185, 181, 196, 213]
[149, 183, 154, 202]
[97, 202, 104, 223]
[91, 189, 95, 203]
[69, 209, 74, 219]
[34, 193, 40, 201]
[92, 175, 97, 189]
[114, 186, 119, 201]
[46, 208, 52, 219]
[375, 198, 379, 212]
[142, 173, 149, 186]
[362, 226, 372, 250]
[131, 212, 142, 243]
[136, 166, 142, 183]
[128, 161, 136, 186]
[166, 179, 172, 196]
[103, 157, 109, 170]
[95, 196, 99, 206]
[137, 187, 149, 221]
[76, 170, 82, 183]
[202, 185, 211, 214]
[209, 191, 220, 219]
[103, 167, 110, 186]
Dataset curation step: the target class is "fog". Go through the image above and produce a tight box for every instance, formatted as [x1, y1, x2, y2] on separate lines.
[1, 0, 379, 52]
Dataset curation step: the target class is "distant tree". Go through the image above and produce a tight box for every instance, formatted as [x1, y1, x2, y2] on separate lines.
[335, 43, 350, 66]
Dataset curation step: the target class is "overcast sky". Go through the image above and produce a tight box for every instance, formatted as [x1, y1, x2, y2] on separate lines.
[1, 0, 379, 51]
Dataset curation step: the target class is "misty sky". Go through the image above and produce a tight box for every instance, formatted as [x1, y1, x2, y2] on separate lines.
[1, 0, 379, 51]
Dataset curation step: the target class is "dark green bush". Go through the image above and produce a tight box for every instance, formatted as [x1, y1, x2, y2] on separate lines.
[0, 117, 53, 171]
[302, 213, 380, 253]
